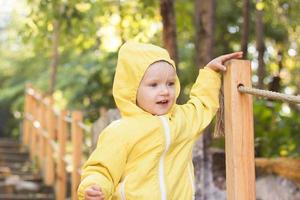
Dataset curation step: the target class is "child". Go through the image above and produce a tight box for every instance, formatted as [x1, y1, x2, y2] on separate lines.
[78, 41, 242, 200]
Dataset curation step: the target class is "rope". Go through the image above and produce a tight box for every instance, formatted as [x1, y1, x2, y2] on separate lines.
[78, 121, 91, 133]
[238, 85, 300, 104]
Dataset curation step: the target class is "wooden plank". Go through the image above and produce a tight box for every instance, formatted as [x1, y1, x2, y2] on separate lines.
[224, 59, 256, 200]
[56, 110, 67, 200]
[71, 111, 83, 200]
[45, 98, 55, 186]
[23, 84, 33, 146]
[39, 99, 46, 175]
[30, 97, 37, 161]
[24, 93, 33, 150]
[23, 88, 30, 146]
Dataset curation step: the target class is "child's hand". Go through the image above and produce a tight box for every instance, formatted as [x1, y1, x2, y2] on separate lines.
[205, 52, 243, 72]
[84, 185, 105, 200]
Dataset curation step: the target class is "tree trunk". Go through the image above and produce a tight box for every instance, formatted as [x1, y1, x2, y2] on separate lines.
[160, 0, 179, 67]
[256, 0, 266, 89]
[194, 0, 216, 199]
[49, 19, 60, 95]
[241, 0, 250, 59]
[268, 50, 282, 92]
[195, 0, 215, 68]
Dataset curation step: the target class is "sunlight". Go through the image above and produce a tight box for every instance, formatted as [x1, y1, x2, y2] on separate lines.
[288, 48, 297, 57]
[281, 103, 291, 116]
[251, 60, 258, 71]
[284, 87, 294, 95]
[149, 22, 162, 37]
[96, 13, 122, 52]
[75, 2, 91, 12]
[248, 45, 256, 54]
[99, 26, 122, 52]
[252, 75, 258, 83]
[227, 25, 239, 34]
[0, 0, 17, 28]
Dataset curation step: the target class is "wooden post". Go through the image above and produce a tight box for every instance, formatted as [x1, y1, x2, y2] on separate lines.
[45, 98, 55, 186]
[36, 98, 42, 171]
[71, 111, 83, 200]
[30, 95, 37, 161]
[39, 99, 47, 177]
[25, 88, 34, 154]
[27, 93, 34, 159]
[56, 110, 67, 200]
[224, 59, 256, 200]
[23, 86, 31, 146]
[27, 93, 34, 145]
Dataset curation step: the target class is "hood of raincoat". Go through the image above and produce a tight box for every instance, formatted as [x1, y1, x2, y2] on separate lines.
[113, 41, 181, 117]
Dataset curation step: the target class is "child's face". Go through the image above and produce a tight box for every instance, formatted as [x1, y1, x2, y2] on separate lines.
[136, 61, 176, 115]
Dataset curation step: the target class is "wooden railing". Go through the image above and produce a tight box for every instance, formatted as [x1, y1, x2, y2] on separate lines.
[22, 84, 90, 200]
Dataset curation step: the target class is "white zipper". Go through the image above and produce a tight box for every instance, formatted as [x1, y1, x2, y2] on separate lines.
[188, 162, 195, 200]
[119, 176, 128, 200]
[158, 116, 171, 200]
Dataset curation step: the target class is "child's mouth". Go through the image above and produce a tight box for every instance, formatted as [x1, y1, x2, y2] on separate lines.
[157, 100, 169, 104]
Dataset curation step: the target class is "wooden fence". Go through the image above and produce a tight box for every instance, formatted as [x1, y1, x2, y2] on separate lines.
[22, 85, 90, 200]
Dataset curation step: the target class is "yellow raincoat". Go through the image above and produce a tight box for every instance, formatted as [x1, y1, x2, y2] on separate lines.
[78, 41, 221, 200]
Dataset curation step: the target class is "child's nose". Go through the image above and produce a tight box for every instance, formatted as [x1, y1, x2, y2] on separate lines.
[160, 85, 169, 95]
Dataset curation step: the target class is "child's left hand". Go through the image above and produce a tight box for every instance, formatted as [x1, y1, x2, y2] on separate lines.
[205, 52, 243, 72]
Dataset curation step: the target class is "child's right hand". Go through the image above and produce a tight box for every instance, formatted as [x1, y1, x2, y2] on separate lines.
[84, 185, 105, 200]
[205, 52, 243, 72]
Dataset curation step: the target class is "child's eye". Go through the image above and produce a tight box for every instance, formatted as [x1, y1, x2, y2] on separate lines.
[149, 83, 157, 87]
[167, 82, 175, 86]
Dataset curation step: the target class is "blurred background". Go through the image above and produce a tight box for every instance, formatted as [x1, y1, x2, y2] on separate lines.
[1, 0, 300, 199]
[1, 0, 300, 168]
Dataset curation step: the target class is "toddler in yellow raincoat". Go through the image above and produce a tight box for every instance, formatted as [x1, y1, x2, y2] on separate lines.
[78, 41, 242, 200]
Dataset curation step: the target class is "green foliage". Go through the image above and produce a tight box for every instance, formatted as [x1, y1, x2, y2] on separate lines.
[215, 0, 244, 54]
[254, 99, 300, 157]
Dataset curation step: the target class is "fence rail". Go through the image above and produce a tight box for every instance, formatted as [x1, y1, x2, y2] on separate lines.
[22, 84, 90, 200]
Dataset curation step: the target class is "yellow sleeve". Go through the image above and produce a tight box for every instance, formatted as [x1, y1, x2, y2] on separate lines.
[178, 67, 221, 136]
[77, 127, 127, 199]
